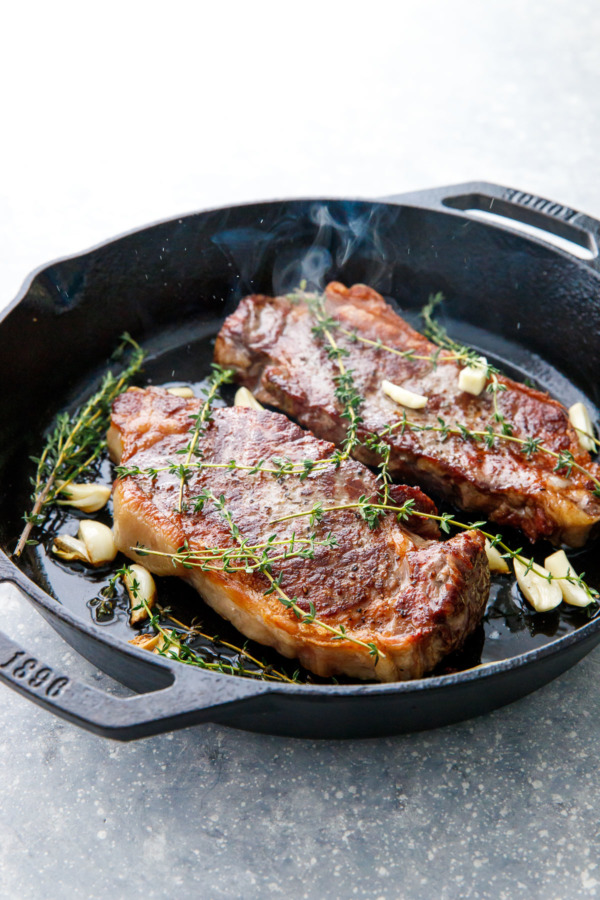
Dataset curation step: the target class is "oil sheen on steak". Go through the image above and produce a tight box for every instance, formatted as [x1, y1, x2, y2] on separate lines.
[108, 388, 489, 682]
[214, 282, 600, 547]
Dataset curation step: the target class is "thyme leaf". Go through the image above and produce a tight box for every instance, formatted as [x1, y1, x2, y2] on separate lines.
[198, 489, 383, 664]
[14, 334, 145, 557]
[272, 499, 600, 607]
[176, 363, 234, 513]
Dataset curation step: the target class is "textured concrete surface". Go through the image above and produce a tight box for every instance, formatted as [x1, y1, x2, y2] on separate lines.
[2, 1, 600, 898]
[2, 586, 600, 900]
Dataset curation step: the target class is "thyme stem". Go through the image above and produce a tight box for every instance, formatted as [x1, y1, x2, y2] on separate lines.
[384, 416, 600, 494]
[303, 292, 363, 458]
[14, 334, 145, 558]
[165, 612, 297, 683]
[396, 507, 598, 599]
[272, 500, 599, 602]
[133, 594, 297, 683]
[118, 458, 332, 481]
[132, 534, 336, 573]
[205, 490, 383, 663]
[176, 364, 234, 513]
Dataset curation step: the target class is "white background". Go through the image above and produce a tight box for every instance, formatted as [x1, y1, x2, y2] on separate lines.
[1, 0, 599, 306]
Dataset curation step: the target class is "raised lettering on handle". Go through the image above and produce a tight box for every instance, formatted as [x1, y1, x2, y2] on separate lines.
[0, 649, 70, 697]
[503, 189, 578, 223]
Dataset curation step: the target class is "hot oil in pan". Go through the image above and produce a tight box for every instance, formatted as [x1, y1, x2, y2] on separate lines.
[17, 326, 600, 683]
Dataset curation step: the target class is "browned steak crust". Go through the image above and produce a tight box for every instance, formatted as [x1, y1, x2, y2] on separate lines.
[109, 388, 489, 682]
[214, 282, 600, 546]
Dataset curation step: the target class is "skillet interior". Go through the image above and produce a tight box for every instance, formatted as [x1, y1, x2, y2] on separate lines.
[2, 192, 600, 738]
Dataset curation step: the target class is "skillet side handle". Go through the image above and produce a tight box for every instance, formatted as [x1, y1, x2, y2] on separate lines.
[0, 625, 269, 741]
[382, 181, 600, 273]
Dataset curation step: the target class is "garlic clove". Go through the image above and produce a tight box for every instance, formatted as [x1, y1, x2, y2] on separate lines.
[544, 549, 594, 607]
[458, 357, 488, 397]
[234, 386, 264, 410]
[513, 558, 562, 613]
[122, 564, 157, 624]
[381, 379, 427, 410]
[153, 632, 183, 658]
[77, 520, 117, 566]
[56, 482, 111, 513]
[52, 534, 91, 564]
[128, 632, 162, 651]
[484, 539, 510, 574]
[568, 402, 596, 453]
[167, 386, 195, 398]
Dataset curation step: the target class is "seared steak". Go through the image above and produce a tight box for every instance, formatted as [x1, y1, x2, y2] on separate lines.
[108, 388, 489, 682]
[214, 282, 600, 546]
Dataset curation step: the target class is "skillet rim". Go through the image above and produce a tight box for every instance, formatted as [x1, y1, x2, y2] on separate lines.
[2, 190, 600, 703]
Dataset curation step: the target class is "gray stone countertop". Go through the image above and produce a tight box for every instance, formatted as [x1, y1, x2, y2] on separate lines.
[1, 2, 600, 897]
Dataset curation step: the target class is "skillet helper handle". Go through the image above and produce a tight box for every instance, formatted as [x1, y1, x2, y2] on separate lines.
[0, 626, 266, 740]
[0, 605, 267, 741]
[382, 181, 600, 273]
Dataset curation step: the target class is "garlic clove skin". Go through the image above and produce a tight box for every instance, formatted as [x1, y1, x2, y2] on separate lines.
[484, 539, 510, 574]
[52, 534, 91, 564]
[56, 482, 111, 513]
[123, 564, 157, 625]
[544, 549, 594, 607]
[513, 558, 563, 612]
[234, 386, 264, 410]
[568, 402, 596, 453]
[381, 379, 427, 410]
[458, 357, 488, 397]
[77, 520, 117, 566]
[129, 632, 162, 651]
[130, 628, 182, 658]
[167, 386, 195, 398]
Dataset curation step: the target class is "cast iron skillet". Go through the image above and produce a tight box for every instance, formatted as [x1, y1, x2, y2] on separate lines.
[1, 182, 600, 741]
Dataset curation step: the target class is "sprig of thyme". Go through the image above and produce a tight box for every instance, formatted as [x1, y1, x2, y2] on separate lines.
[116, 456, 332, 482]
[382, 414, 600, 496]
[131, 531, 337, 574]
[364, 433, 392, 505]
[14, 334, 145, 558]
[289, 287, 488, 370]
[200, 489, 382, 664]
[303, 292, 364, 457]
[176, 363, 234, 513]
[287, 288, 598, 498]
[271, 499, 599, 604]
[142, 599, 298, 683]
[117, 566, 298, 683]
[168, 611, 302, 682]
[487, 374, 513, 436]
[418, 297, 600, 488]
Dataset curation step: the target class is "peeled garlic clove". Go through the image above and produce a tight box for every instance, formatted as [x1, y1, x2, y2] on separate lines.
[544, 549, 594, 607]
[458, 357, 488, 397]
[123, 564, 157, 624]
[128, 632, 161, 651]
[153, 631, 182, 659]
[513, 558, 562, 613]
[167, 386, 195, 398]
[77, 520, 117, 566]
[568, 402, 596, 453]
[234, 386, 263, 410]
[484, 539, 510, 574]
[381, 379, 427, 410]
[52, 534, 91, 563]
[56, 482, 111, 513]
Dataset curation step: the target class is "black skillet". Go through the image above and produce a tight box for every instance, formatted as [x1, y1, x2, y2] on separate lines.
[1, 182, 600, 741]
